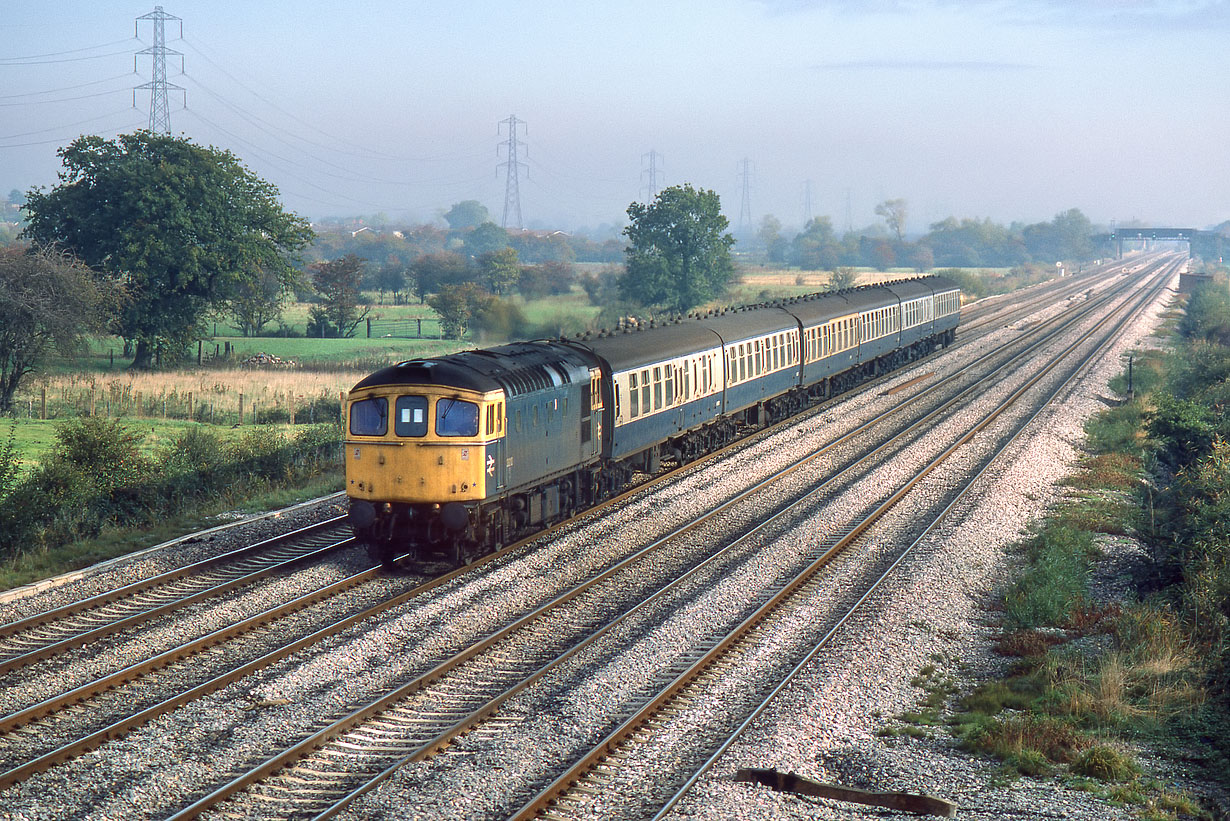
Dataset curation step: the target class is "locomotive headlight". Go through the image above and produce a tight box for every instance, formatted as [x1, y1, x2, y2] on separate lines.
[381, 503, 392, 513]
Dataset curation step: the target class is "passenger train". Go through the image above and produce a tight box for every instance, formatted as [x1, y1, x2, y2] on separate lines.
[344, 276, 960, 567]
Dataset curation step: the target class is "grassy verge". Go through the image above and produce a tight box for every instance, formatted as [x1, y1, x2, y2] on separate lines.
[878, 346, 1221, 819]
[0, 471, 343, 593]
[0, 417, 344, 593]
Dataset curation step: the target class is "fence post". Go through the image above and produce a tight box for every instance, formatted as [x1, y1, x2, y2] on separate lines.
[198, 340, 203, 365]
[188, 391, 194, 421]
[239, 392, 244, 425]
[417, 318, 422, 337]
[339, 390, 346, 426]
[40, 387, 46, 420]
[367, 318, 372, 338]
[90, 388, 96, 418]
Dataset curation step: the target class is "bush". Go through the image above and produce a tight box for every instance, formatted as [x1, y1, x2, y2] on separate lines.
[51, 417, 150, 496]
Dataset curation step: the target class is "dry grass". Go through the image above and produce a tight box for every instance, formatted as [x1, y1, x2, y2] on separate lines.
[20, 368, 364, 420]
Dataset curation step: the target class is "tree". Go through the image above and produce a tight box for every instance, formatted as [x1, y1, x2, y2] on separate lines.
[875, 199, 908, 243]
[829, 267, 859, 291]
[519, 260, 576, 300]
[309, 254, 369, 338]
[757, 214, 788, 263]
[22, 132, 312, 368]
[791, 217, 840, 270]
[463, 222, 509, 257]
[0, 245, 118, 411]
[478, 247, 520, 295]
[374, 261, 408, 304]
[229, 265, 293, 337]
[428, 283, 490, 339]
[410, 251, 471, 303]
[443, 200, 490, 230]
[621, 184, 736, 314]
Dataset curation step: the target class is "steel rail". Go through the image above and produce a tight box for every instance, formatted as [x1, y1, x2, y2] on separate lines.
[507, 264, 1175, 821]
[648, 262, 1178, 821]
[164, 260, 1173, 821]
[0, 516, 353, 674]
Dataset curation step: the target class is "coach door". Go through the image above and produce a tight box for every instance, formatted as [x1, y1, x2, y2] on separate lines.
[581, 368, 601, 459]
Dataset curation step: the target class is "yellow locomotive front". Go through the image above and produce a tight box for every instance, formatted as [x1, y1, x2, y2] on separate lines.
[345, 369, 506, 565]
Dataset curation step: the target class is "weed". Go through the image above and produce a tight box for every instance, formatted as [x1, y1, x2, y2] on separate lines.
[1071, 745, 1138, 781]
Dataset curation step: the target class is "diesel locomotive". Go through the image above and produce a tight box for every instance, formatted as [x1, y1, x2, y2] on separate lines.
[345, 276, 960, 567]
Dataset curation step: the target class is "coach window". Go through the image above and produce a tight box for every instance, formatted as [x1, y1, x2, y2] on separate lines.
[436, 398, 479, 437]
[653, 366, 663, 410]
[641, 369, 651, 411]
[629, 373, 640, 417]
[350, 397, 388, 436]
[665, 365, 674, 404]
[394, 396, 428, 437]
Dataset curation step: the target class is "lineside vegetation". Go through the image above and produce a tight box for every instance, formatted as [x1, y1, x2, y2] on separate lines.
[886, 271, 1230, 819]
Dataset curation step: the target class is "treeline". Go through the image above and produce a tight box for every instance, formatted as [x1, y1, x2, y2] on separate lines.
[756, 207, 1100, 270]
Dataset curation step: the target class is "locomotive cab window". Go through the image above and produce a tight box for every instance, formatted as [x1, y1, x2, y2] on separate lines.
[436, 398, 479, 437]
[349, 398, 386, 435]
[394, 396, 428, 437]
[350, 397, 388, 436]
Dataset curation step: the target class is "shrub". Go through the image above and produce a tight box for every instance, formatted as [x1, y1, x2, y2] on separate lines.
[50, 416, 150, 496]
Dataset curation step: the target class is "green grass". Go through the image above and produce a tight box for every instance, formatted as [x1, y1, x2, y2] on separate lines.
[2, 417, 262, 475]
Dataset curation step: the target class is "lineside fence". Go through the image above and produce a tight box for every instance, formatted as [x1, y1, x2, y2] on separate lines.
[11, 385, 346, 427]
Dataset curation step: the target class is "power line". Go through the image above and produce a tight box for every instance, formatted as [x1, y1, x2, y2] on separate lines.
[0, 87, 129, 107]
[0, 116, 146, 149]
[0, 73, 134, 100]
[179, 36, 485, 165]
[498, 114, 527, 230]
[0, 108, 137, 141]
[0, 37, 136, 63]
[135, 6, 183, 135]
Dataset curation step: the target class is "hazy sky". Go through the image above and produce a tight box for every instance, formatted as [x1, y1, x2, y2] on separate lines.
[2, 1, 1228, 235]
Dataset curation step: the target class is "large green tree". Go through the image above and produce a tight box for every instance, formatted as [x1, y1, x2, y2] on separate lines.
[621, 184, 736, 314]
[22, 131, 313, 367]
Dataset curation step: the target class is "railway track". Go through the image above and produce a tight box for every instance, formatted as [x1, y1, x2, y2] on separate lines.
[146, 260, 1177, 820]
[0, 517, 353, 675]
[507, 261, 1178, 821]
[0, 256, 1173, 818]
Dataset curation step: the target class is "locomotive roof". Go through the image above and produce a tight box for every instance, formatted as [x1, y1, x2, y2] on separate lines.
[350, 341, 593, 398]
